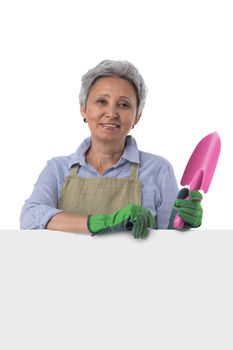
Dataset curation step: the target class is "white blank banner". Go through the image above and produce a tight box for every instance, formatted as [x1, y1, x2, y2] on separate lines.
[0, 229, 233, 349]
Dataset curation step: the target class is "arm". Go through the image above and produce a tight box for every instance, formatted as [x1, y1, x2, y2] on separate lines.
[20, 159, 89, 233]
[47, 212, 89, 233]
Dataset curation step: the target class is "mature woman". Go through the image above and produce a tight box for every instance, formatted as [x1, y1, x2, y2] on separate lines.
[20, 60, 202, 238]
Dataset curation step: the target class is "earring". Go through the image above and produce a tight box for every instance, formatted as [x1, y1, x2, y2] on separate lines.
[131, 125, 134, 129]
[83, 118, 87, 123]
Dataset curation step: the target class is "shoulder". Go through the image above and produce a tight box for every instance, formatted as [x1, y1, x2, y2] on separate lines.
[138, 150, 178, 196]
[45, 153, 75, 178]
[47, 154, 73, 167]
[139, 150, 173, 170]
[138, 150, 177, 183]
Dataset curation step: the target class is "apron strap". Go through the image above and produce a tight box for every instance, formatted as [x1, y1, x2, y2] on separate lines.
[70, 163, 139, 179]
[129, 163, 139, 180]
[69, 164, 80, 177]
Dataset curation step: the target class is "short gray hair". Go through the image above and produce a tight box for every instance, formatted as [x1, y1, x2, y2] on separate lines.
[79, 60, 147, 114]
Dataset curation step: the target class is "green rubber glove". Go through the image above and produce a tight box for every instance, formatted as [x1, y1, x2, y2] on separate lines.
[88, 204, 156, 239]
[173, 188, 203, 228]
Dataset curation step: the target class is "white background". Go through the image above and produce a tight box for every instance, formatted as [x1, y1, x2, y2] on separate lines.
[0, 0, 232, 229]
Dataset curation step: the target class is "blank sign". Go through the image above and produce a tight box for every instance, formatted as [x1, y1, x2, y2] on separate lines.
[0, 229, 232, 349]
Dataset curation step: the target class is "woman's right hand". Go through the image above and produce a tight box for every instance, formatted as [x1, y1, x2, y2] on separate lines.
[88, 204, 156, 239]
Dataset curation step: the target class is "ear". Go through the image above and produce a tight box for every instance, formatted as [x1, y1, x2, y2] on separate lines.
[134, 112, 142, 126]
[80, 104, 86, 120]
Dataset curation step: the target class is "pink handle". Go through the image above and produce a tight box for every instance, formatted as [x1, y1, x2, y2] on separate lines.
[173, 213, 185, 229]
[173, 195, 190, 229]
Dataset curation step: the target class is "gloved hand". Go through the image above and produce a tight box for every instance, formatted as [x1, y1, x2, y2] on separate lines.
[173, 188, 203, 228]
[88, 204, 156, 239]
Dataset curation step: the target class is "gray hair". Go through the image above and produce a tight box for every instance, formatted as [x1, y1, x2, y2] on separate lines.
[79, 60, 147, 114]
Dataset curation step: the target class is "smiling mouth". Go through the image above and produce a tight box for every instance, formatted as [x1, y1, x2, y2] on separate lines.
[100, 123, 120, 129]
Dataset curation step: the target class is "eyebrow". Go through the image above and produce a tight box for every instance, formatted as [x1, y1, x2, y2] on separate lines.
[97, 93, 131, 100]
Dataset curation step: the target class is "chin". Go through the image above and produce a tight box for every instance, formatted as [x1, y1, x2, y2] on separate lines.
[93, 132, 124, 143]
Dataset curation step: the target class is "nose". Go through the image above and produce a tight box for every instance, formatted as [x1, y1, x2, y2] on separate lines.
[105, 103, 119, 118]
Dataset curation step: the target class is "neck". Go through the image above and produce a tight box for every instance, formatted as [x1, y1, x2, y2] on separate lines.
[86, 137, 126, 174]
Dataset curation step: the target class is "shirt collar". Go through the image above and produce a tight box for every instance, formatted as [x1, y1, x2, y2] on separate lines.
[69, 135, 140, 169]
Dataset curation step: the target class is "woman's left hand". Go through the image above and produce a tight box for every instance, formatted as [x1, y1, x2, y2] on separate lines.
[174, 188, 203, 228]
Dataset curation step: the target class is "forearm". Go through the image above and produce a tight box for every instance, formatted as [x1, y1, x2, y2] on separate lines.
[47, 211, 90, 234]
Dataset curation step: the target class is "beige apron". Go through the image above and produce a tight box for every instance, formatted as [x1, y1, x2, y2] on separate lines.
[58, 163, 141, 215]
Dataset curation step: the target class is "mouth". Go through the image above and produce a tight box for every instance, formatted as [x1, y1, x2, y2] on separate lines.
[100, 123, 120, 130]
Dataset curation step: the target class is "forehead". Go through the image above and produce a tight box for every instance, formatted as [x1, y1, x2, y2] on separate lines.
[89, 76, 137, 99]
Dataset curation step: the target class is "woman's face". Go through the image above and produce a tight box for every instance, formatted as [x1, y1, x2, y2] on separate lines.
[80, 77, 141, 144]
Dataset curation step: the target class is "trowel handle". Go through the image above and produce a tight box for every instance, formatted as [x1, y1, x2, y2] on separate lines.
[173, 194, 190, 229]
[173, 213, 185, 229]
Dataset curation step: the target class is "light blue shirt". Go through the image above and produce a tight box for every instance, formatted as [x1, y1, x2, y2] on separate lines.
[20, 136, 179, 230]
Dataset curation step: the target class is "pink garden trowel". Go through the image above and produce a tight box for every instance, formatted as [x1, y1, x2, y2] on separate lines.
[173, 131, 221, 229]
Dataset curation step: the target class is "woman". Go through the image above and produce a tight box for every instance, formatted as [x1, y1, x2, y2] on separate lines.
[20, 60, 202, 238]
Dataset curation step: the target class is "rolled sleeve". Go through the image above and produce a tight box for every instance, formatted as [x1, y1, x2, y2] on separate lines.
[20, 160, 63, 229]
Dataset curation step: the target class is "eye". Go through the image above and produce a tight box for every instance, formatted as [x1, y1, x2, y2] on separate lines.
[96, 98, 107, 105]
[117, 101, 130, 109]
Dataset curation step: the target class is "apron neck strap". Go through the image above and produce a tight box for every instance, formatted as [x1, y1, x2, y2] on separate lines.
[70, 164, 80, 177]
[129, 163, 139, 180]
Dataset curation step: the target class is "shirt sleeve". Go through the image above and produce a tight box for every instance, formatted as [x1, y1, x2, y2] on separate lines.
[20, 159, 63, 229]
[156, 164, 179, 229]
